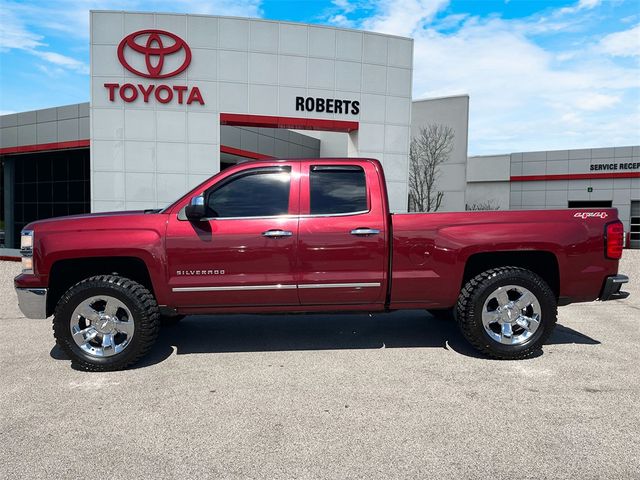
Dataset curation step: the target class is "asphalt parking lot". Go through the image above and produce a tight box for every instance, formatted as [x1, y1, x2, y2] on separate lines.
[1, 254, 639, 479]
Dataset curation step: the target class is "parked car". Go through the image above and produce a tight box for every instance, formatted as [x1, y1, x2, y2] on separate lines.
[15, 158, 629, 370]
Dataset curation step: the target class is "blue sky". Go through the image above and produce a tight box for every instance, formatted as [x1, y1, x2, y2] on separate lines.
[0, 0, 638, 154]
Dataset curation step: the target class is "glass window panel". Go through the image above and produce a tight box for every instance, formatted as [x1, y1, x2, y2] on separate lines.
[309, 167, 367, 215]
[206, 168, 291, 218]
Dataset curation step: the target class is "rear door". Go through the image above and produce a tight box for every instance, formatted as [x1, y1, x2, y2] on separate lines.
[165, 163, 300, 307]
[297, 161, 388, 305]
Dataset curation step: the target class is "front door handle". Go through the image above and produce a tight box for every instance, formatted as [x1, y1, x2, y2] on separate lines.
[350, 228, 380, 236]
[262, 229, 293, 238]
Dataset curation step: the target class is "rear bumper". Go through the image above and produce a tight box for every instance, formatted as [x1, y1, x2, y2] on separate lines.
[16, 288, 48, 319]
[599, 274, 629, 301]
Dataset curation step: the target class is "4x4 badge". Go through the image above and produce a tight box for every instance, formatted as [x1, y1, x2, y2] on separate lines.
[574, 212, 608, 219]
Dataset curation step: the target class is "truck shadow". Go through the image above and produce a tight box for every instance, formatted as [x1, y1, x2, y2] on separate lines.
[50, 311, 601, 369]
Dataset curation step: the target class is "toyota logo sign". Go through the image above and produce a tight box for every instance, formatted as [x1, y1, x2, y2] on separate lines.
[117, 29, 191, 78]
[106, 29, 204, 105]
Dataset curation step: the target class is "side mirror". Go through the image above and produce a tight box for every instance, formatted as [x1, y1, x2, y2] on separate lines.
[185, 195, 206, 221]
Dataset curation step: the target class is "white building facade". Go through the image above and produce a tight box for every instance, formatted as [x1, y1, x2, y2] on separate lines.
[90, 11, 414, 213]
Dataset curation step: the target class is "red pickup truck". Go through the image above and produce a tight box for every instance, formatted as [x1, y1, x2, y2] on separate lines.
[15, 158, 629, 371]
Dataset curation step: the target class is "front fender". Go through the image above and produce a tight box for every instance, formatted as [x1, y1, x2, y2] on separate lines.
[35, 229, 170, 304]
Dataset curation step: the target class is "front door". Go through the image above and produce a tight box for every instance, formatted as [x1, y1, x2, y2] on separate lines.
[166, 163, 300, 307]
[297, 162, 388, 305]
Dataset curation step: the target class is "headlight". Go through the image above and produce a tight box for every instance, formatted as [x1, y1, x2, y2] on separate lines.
[21, 231, 33, 249]
[20, 230, 34, 273]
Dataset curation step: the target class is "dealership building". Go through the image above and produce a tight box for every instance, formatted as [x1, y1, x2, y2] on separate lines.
[1, 11, 638, 249]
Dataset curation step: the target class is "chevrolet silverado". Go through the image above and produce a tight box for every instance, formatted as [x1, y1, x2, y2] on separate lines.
[15, 158, 629, 370]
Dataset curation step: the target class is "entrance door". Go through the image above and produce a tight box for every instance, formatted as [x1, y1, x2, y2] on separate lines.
[166, 163, 300, 307]
[297, 161, 388, 305]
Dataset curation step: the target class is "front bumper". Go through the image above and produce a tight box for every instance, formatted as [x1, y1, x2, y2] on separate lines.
[16, 288, 48, 319]
[599, 274, 629, 301]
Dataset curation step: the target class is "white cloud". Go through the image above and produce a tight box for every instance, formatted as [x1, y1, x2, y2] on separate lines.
[332, 0, 356, 13]
[412, 18, 638, 152]
[326, 0, 639, 153]
[577, 0, 601, 9]
[0, 4, 44, 50]
[32, 50, 89, 74]
[36, 64, 67, 78]
[559, 0, 601, 15]
[360, 0, 449, 37]
[0, 0, 90, 74]
[597, 24, 640, 57]
[329, 14, 356, 28]
[578, 93, 621, 111]
[560, 112, 582, 125]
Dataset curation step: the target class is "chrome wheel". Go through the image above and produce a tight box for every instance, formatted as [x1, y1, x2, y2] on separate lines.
[481, 284, 541, 346]
[70, 296, 135, 357]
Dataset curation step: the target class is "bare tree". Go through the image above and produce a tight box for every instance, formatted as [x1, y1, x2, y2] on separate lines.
[408, 124, 454, 212]
[465, 200, 501, 211]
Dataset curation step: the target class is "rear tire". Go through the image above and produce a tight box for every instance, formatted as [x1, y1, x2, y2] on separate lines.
[53, 275, 160, 371]
[456, 267, 557, 359]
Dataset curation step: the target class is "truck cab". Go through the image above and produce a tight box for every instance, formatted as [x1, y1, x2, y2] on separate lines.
[164, 158, 389, 311]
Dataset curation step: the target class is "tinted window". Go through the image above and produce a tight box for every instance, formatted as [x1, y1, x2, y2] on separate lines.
[310, 166, 367, 215]
[207, 168, 290, 218]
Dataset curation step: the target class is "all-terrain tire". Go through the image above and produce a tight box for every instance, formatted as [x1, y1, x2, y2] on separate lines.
[53, 275, 160, 371]
[456, 267, 557, 359]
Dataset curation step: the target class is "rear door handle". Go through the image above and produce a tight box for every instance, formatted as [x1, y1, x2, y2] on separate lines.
[350, 228, 380, 236]
[262, 229, 293, 238]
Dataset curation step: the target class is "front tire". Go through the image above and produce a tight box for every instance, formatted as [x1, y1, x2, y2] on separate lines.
[456, 267, 557, 359]
[53, 275, 160, 371]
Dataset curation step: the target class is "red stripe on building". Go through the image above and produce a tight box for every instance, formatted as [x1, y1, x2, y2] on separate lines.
[511, 172, 640, 182]
[220, 113, 359, 133]
[0, 139, 90, 155]
[220, 145, 275, 160]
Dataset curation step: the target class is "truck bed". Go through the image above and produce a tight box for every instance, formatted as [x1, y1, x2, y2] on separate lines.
[389, 209, 620, 308]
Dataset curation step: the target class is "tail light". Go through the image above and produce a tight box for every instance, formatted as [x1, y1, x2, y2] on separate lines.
[605, 221, 624, 259]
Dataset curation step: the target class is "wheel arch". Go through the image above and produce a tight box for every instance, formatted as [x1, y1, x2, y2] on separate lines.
[46, 256, 154, 317]
[462, 251, 560, 299]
